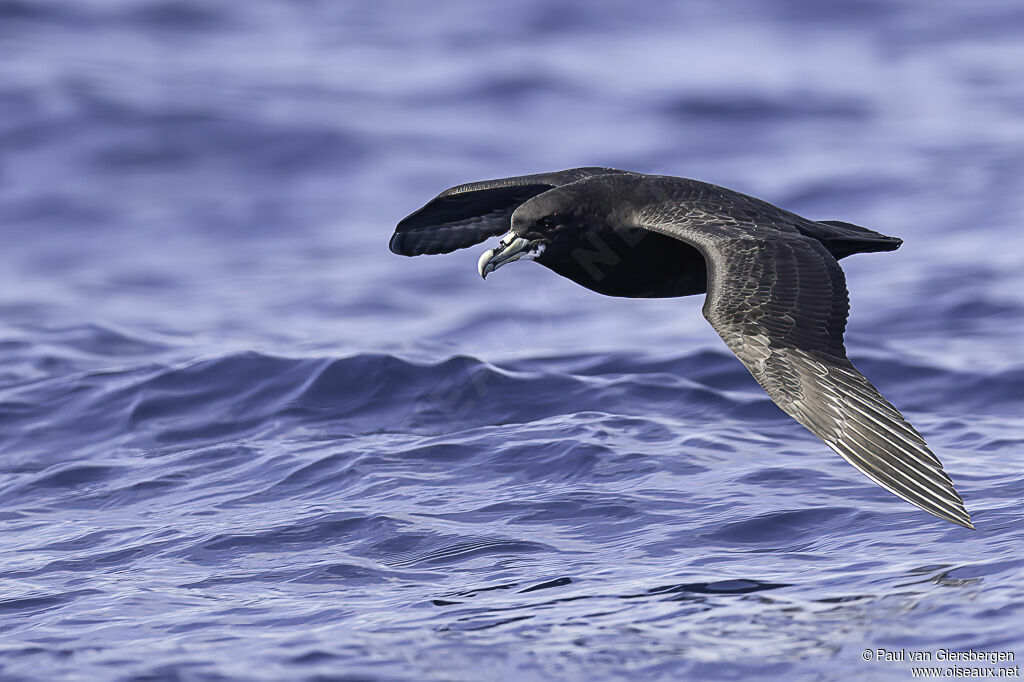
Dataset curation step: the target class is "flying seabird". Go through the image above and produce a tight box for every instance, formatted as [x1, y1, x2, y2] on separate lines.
[389, 167, 973, 529]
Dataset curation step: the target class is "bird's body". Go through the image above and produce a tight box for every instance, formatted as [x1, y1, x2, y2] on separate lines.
[390, 167, 973, 529]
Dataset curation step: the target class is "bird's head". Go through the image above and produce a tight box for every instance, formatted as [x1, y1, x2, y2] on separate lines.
[476, 188, 600, 279]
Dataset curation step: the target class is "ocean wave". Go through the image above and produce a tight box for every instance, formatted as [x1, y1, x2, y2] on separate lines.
[2, 330, 1020, 471]
[1, 338, 1019, 678]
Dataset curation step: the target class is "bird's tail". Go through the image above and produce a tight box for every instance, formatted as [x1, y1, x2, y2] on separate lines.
[814, 219, 903, 259]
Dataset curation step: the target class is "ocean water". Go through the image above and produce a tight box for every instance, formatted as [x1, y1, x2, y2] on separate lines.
[1, 1, 1022, 680]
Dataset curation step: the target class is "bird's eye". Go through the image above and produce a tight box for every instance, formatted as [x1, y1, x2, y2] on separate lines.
[539, 216, 557, 228]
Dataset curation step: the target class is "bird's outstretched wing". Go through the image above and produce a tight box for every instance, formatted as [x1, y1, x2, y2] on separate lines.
[637, 205, 973, 528]
[390, 167, 629, 256]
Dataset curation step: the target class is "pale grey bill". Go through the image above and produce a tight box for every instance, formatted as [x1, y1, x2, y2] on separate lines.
[478, 233, 537, 279]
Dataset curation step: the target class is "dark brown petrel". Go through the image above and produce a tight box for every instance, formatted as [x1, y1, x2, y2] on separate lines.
[389, 167, 973, 529]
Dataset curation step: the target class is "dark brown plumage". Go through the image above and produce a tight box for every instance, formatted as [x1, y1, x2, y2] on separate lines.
[390, 167, 973, 529]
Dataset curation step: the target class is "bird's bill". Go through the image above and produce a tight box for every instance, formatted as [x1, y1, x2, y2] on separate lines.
[477, 233, 535, 279]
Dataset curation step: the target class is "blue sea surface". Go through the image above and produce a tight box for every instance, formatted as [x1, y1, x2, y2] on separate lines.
[1, 1, 1022, 680]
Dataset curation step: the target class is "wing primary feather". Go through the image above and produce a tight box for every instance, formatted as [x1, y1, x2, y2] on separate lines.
[827, 440, 973, 528]
[835, 421, 962, 502]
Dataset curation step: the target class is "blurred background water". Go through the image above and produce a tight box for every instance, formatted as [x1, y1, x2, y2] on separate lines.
[1, 1, 1022, 680]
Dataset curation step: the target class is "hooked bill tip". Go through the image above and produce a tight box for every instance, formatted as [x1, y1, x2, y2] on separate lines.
[477, 248, 495, 279]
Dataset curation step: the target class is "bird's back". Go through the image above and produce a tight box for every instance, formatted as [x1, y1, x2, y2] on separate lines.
[618, 174, 903, 260]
